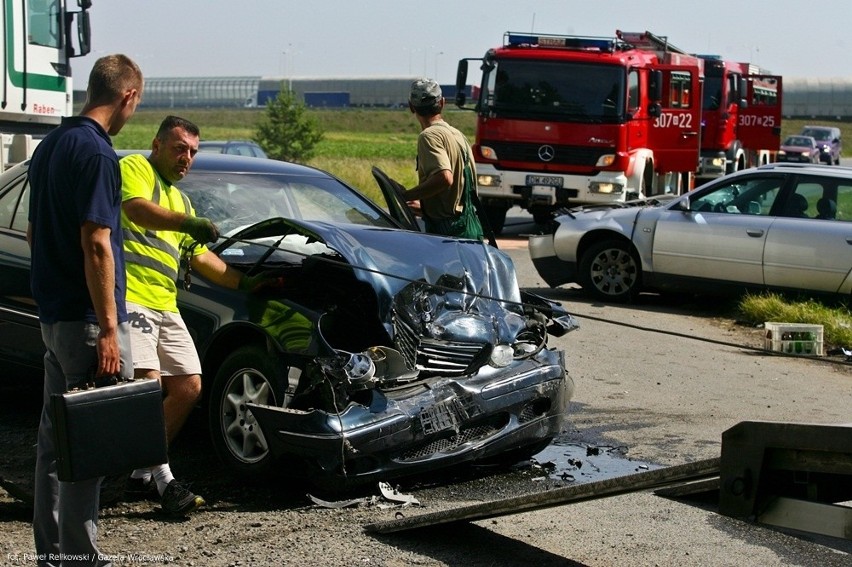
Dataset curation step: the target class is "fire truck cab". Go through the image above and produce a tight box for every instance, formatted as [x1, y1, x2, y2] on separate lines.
[696, 56, 782, 180]
[456, 31, 703, 233]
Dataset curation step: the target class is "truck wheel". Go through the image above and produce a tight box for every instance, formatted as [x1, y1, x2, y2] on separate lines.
[208, 345, 290, 478]
[578, 239, 641, 302]
[484, 203, 509, 235]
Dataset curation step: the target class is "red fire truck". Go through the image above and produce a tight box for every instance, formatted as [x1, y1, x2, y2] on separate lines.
[454, 31, 703, 232]
[454, 31, 780, 233]
[696, 56, 782, 180]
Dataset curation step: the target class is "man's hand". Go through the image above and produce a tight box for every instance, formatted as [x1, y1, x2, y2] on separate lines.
[180, 216, 219, 244]
[239, 272, 280, 293]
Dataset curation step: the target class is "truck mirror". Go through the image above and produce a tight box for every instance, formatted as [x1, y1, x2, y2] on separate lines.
[77, 11, 91, 56]
[455, 61, 469, 108]
[738, 77, 748, 108]
[649, 70, 663, 102]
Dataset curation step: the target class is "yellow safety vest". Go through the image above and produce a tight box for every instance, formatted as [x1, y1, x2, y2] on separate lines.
[120, 154, 206, 312]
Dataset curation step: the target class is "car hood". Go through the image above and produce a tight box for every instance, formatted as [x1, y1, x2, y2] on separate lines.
[554, 196, 672, 225]
[224, 217, 523, 322]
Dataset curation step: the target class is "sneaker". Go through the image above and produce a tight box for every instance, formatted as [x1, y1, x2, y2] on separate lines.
[160, 479, 205, 516]
[124, 476, 158, 502]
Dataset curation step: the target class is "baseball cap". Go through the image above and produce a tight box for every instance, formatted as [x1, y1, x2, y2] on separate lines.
[409, 78, 442, 107]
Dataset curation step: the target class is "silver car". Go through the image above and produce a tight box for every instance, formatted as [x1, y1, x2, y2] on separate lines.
[529, 163, 852, 302]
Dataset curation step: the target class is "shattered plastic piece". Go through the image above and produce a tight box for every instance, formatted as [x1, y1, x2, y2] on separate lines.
[307, 493, 369, 509]
[378, 482, 420, 506]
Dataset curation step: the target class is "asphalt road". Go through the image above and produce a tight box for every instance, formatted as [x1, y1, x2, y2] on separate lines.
[471, 217, 852, 566]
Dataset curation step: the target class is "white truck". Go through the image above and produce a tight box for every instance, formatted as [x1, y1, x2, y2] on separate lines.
[1, 0, 91, 169]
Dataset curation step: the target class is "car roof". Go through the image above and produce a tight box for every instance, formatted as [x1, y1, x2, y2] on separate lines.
[116, 150, 328, 177]
[754, 162, 852, 176]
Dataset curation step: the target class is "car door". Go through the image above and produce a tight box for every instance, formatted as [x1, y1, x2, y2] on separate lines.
[370, 166, 421, 232]
[0, 167, 45, 369]
[764, 175, 852, 294]
[651, 174, 787, 286]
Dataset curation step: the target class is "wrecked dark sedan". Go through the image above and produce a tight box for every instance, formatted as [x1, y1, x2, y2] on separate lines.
[0, 153, 577, 487]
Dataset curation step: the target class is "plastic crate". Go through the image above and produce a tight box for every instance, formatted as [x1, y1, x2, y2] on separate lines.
[763, 322, 824, 356]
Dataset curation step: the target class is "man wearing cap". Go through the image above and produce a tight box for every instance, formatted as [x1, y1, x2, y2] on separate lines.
[404, 78, 483, 238]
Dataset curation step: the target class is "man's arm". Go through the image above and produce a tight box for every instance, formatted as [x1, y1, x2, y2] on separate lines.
[124, 196, 218, 244]
[123, 196, 187, 230]
[404, 169, 453, 202]
[81, 221, 121, 377]
[190, 250, 242, 289]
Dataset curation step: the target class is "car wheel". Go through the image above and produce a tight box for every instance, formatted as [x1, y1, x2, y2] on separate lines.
[208, 345, 289, 477]
[579, 239, 641, 302]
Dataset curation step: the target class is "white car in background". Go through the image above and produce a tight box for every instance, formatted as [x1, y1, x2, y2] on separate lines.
[529, 163, 852, 302]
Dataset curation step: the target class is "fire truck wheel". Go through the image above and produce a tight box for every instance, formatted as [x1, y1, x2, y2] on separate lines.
[578, 239, 641, 302]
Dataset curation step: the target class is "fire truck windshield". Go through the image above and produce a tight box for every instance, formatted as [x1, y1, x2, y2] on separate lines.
[481, 60, 625, 122]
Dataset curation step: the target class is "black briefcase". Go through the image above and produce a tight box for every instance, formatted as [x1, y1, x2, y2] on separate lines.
[50, 378, 168, 482]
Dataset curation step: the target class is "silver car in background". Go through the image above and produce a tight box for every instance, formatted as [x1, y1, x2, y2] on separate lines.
[529, 163, 852, 302]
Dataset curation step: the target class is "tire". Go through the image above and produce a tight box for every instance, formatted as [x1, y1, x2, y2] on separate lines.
[578, 239, 641, 302]
[208, 345, 290, 478]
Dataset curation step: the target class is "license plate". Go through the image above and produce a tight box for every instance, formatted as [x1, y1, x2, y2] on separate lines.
[526, 175, 563, 188]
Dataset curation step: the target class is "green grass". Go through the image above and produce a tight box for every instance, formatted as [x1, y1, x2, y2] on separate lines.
[738, 292, 851, 349]
[114, 108, 476, 198]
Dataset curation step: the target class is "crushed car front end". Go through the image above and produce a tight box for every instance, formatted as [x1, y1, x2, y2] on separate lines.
[231, 220, 577, 485]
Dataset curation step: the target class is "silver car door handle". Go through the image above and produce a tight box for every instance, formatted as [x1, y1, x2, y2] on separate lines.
[746, 229, 765, 238]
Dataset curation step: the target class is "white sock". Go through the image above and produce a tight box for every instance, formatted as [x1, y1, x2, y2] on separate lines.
[130, 468, 152, 482]
[150, 463, 176, 495]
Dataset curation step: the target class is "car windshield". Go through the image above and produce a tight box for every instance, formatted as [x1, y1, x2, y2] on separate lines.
[180, 170, 396, 235]
[784, 137, 811, 147]
[689, 175, 785, 215]
[802, 129, 832, 141]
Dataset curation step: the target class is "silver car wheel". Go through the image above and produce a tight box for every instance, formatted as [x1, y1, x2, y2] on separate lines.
[580, 239, 640, 301]
[219, 367, 272, 464]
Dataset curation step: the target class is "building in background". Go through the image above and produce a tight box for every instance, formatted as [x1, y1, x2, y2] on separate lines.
[73, 75, 852, 118]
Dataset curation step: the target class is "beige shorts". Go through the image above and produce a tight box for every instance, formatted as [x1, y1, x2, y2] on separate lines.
[126, 301, 202, 376]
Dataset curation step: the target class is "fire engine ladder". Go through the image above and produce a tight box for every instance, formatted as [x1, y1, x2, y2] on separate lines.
[364, 421, 852, 540]
[616, 30, 690, 55]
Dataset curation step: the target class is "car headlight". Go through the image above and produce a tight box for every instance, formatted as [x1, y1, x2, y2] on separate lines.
[489, 344, 514, 367]
[777, 150, 786, 156]
[480, 145, 498, 160]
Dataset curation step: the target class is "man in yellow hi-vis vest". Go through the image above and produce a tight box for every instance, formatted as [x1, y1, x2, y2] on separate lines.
[120, 115, 269, 516]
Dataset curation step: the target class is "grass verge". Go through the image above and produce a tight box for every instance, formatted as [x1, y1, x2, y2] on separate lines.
[738, 292, 852, 350]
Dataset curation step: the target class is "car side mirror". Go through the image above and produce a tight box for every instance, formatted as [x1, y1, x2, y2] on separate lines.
[672, 197, 689, 212]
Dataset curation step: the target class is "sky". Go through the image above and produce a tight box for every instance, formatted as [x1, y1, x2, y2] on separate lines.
[72, 0, 852, 89]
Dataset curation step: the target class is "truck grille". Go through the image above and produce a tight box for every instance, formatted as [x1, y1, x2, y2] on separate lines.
[482, 140, 609, 167]
[393, 316, 487, 376]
